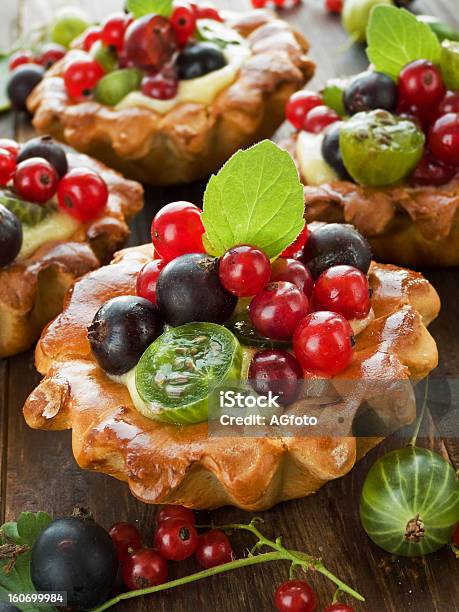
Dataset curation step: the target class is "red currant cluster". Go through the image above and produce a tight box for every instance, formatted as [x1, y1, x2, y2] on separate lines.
[109, 505, 233, 591]
[8, 44, 66, 72]
[0, 137, 108, 222]
[63, 1, 223, 101]
[251, 0, 301, 9]
[324, 0, 343, 13]
[137, 203, 371, 383]
[286, 90, 341, 134]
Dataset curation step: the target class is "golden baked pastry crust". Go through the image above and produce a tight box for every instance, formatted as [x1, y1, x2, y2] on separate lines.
[284, 133, 459, 268]
[23, 241, 440, 510]
[0, 152, 143, 358]
[27, 11, 315, 186]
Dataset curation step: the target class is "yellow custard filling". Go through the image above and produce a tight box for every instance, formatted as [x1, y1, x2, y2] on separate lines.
[18, 212, 80, 261]
[296, 131, 339, 186]
[116, 44, 250, 115]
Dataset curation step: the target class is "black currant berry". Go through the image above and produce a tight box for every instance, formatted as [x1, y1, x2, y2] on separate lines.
[343, 71, 398, 115]
[0, 204, 22, 268]
[7, 64, 44, 111]
[18, 136, 68, 177]
[321, 122, 352, 180]
[176, 42, 226, 80]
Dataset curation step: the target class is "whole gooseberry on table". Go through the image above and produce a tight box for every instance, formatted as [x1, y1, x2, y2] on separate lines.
[360, 446, 459, 556]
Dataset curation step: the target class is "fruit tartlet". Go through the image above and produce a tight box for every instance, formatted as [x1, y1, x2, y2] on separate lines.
[282, 6, 459, 268]
[23, 4, 314, 185]
[23, 141, 439, 510]
[0, 135, 143, 358]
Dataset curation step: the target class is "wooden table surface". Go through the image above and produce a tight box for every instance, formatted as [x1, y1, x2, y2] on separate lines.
[1, 0, 459, 610]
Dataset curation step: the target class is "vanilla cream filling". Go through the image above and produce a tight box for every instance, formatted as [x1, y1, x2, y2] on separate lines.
[296, 131, 339, 186]
[116, 44, 250, 115]
[18, 211, 81, 261]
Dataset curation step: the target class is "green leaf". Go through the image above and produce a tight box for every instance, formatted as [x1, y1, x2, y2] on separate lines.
[126, 0, 173, 18]
[0, 512, 56, 612]
[0, 55, 11, 114]
[367, 6, 441, 80]
[201, 141, 305, 259]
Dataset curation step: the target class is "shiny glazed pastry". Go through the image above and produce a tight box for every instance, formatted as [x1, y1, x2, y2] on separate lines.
[27, 8, 315, 185]
[0, 136, 143, 358]
[23, 142, 439, 510]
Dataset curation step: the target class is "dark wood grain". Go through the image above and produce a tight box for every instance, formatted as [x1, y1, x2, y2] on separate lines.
[1, 0, 459, 610]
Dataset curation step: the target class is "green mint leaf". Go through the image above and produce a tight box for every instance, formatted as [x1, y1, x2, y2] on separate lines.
[1, 512, 55, 612]
[367, 6, 441, 80]
[0, 55, 11, 114]
[196, 19, 244, 48]
[202, 141, 305, 259]
[126, 0, 173, 18]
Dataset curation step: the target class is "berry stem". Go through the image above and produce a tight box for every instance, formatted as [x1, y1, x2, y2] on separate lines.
[91, 519, 364, 611]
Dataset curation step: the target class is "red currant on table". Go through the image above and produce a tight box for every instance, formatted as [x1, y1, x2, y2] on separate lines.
[293, 311, 354, 376]
[410, 149, 456, 186]
[109, 522, 142, 562]
[323, 605, 355, 612]
[398, 60, 446, 111]
[63, 56, 105, 99]
[136, 259, 166, 304]
[439, 91, 459, 115]
[270, 258, 314, 298]
[312, 265, 370, 320]
[9, 50, 34, 71]
[304, 105, 340, 134]
[0, 139, 20, 158]
[0, 148, 17, 186]
[141, 73, 178, 100]
[14, 157, 59, 203]
[249, 349, 303, 406]
[153, 518, 198, 561]
[219, 244, 271, 297]
[428, 113, 459, 167]
[249, 281, 309, 340]
[196, 2, 223, 21]
[82, 26, 103, 52]
[122, 549, 168, 590]
[274, 579, 317, 612]
[102, 13, 130, 52]
[195, 529, 233, 569]
[37, 43, 66, 69]
[281, 225, 309, 258]
[156, 504, 195, 526]
[285, 91, 323, 130]
[325, 0, 343, 12]
[151, 201, 205, 262]
[170, 1, 197, 46]
[57, 168, 108, 222]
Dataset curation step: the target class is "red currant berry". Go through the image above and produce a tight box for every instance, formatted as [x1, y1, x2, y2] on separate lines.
[109, 522, 142, 562]
[14, 157, 58, 203]
[428, 113, 459, 168]
[274, 579, 317, 612]
[63, 56, 105, 99]
[312, 265, 370, 320]
[274, 0, 286, 7]
[156, 504, 195, 526]
[0, 139, 20, 158]
[304, 105, 340, 134]
[323, 605, 355, 612]
[102, 14, 129, 52]
[439, 91, 459, 116]
[219, 245, 271, 297]
[281, 225, 309, 258]
[410, 149, 456, 186]
[141, 73, 178, 100]
[398, 60, 446, 111]
[82, 26, 103, 52]
[170, 1, 197, 46]
[397, 101, 437, 132]
[195, 530, 233, 569]
[251, 0, 267, 6]
[196, 2, 223, 21]
[122, 549, 168, 590]
[9, 50, 34, 71]
[57, 168, 108, 222]
[38, 43, 66, 69]
[293, 311, 354, 376]
[270, 258, 314, 298]
[137, 259, 165, 304]
[453, 523, 459, 547]
[249, 281, 309, 340]
[249, 349, 303, 406]
[151, 201, 205, 262]
[285, 91, 323, 130]
[153, 518, 198, 561]
[325, 0, 343, 12]
[0, 148, 17, 186]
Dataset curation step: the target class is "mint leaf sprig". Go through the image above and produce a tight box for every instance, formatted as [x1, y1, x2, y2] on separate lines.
[91, 518, 364, 612]
[126, 0, 173, 18]
[367, 6, 441, 80]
